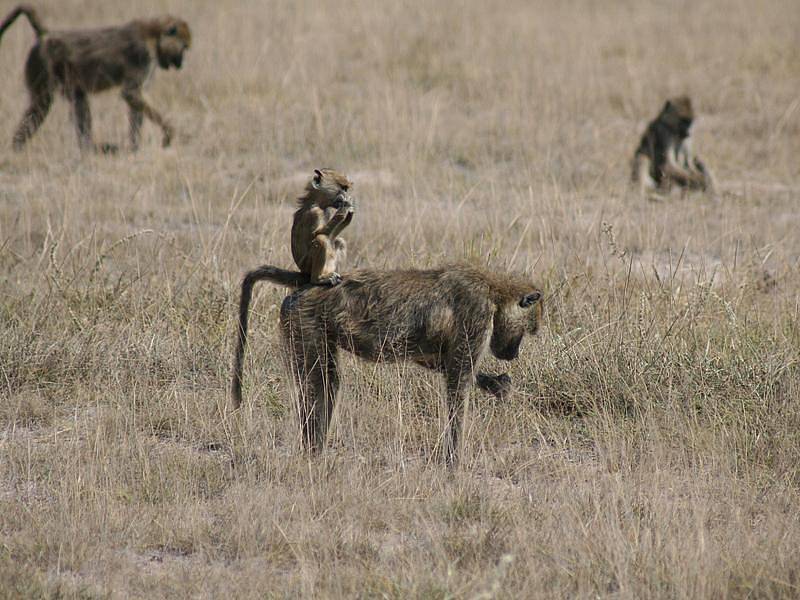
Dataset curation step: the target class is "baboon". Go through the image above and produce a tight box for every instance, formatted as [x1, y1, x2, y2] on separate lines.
[292, 169, 355, 286]
[631, 96, 715, 195]
[231, 264, 543, 465]
[0, 5, 191, 152]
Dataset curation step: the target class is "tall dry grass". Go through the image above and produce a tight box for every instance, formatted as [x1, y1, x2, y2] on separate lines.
[1, 0, 799, 597]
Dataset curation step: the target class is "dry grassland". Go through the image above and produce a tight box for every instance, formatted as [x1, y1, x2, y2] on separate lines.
[1, 0, 800, 597]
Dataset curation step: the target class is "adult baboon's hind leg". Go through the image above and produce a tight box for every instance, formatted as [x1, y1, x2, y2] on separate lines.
[12, 88, 53, 151]
[288, 331, 340, 453]
[12, 48, 54, 151]
[71, 88, 117, 154]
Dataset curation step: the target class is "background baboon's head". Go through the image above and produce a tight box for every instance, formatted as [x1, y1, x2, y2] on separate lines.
[490, 291, 543, 361]
[661, 96, 694, 138]
[306, 168, 353, 209]
[156, 17, 191, 69]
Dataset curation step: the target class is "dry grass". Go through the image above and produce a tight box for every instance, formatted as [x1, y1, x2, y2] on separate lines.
[1, 0, 800, 597]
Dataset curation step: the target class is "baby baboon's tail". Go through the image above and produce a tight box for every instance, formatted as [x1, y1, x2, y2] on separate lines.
[231, 266, 310, 408]
[0, 5, 47, 43]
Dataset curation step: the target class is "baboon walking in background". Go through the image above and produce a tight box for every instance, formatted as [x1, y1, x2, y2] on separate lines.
[631, 96, 715, 195]
[0, 5, 191, 152]
[231, 264, 543, 465]
[291, 169, 355, 286]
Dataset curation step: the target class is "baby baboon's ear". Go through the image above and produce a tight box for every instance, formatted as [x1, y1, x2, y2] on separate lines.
[519, 291, 541, 308]
[312, 169, 323, 188]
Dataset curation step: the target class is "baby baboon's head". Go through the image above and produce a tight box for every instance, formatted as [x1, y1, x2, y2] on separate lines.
[661, 95, 694, 138]
[490, 290, 543, 361]
[156, 17, 191, 70]
[305, 168, 353, 210]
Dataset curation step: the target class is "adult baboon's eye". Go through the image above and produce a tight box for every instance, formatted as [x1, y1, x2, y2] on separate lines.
[519, 292, 541, 308]
[167, 26, 178, 36]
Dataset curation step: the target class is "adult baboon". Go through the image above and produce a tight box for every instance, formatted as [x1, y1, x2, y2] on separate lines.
[631, 96, 715, 195]
[231, 264, 543, 465]
[0, 5, 191, 152]
[292, 169, 355, 286]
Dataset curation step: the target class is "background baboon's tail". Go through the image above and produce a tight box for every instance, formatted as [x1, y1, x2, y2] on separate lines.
[0, 5, 47, 43]
[231, 266, 310, 408]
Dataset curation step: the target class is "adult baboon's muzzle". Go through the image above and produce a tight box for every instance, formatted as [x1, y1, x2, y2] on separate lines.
[494, 336, 522, 361]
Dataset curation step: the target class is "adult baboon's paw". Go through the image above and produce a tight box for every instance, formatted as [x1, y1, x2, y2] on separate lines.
[162, 125, 174, 147]
[96, 142, 119, 155]
[477, 372, 512, 399]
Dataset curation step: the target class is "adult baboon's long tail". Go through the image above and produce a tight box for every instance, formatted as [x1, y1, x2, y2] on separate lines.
[231, 265, 310, 408]
[0, 5, 47, 43]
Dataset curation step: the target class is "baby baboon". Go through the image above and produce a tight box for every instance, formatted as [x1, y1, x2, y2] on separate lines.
[292, 169, 355, 286]
[631, 96, 715, 195]
[0, 5, 191, 152]
[231, 264, 543, 466]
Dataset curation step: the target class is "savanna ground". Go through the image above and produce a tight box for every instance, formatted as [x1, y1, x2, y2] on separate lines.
[1, 0, 800, 597]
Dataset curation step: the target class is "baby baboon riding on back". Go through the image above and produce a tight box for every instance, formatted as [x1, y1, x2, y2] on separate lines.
[631, 96, 715, 195]
[292, 169, 355, 286]
[0, 5, 191, 152]
[231, 263, 543, 465]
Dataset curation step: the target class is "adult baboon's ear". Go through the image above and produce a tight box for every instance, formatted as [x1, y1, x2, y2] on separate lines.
[519, 291, 541, 308]
[312, 169, 323, 188]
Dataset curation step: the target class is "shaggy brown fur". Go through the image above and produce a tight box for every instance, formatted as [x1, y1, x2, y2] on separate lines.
[291, 169, 355, 286]
[231, 264, 543, 466]
[631, 96, 715, 195]
[0, 5, 191, 152]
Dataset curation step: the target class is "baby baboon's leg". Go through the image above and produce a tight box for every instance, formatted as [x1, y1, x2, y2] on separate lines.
[309, 235, 341, 286]
[12, 87, 52, 150]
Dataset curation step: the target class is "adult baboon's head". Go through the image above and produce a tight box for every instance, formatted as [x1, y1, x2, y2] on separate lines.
[156, 17, 191, 69]
[661, 95, 694, 138]
[490, 290, 543, 361]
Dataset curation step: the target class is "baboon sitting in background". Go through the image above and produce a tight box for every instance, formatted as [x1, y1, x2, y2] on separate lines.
[631, 96, 715, 195]
[231, 264, 543, 466]
[292, 169, 355, 286]
[0, 5, 191, 152]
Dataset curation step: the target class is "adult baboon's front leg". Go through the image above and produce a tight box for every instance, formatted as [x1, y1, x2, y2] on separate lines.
[443, 369, 472, 466]
[122, 87, 174, 148]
